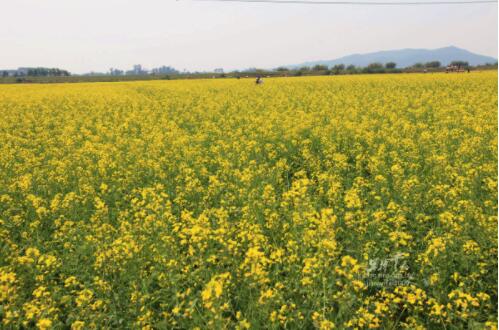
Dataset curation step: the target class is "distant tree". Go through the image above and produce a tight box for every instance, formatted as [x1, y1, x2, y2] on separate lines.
[49, 68, 59, 76]
[299, 66, 311, 72]
[385, 62, 396, 69]
[363, 63, 384, 73]
[1, 71, 8, 77]
[450, 61, 469, 68]
[346, 64, 356, 72]
[412, 63, 424, 68]
[276, 67, 289, 72]
[367, 62, 383, 69]
[332, 64, 345, 74]
[26, 67, 69, 77]
[425, 61, 441, 68]
[313, 64, 328, 71]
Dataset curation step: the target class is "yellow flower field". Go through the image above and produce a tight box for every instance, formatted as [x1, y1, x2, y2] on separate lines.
[0, 72, 497, 329]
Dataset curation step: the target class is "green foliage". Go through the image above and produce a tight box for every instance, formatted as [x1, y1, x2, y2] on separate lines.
[26, 67, 70, 77]
[0, 73, 497, 329]
[385, 62, 397, 69]
[425, 61, 441, 68]
[312, 64, 328, 71]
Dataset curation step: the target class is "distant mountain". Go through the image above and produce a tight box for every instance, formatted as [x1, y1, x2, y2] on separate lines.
[287, 46, 497, 69]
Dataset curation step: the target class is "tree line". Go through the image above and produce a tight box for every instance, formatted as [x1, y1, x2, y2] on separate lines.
[272, 60, 492, 76]
[2, 67, 70, 77]
[1, 61, 496, 84]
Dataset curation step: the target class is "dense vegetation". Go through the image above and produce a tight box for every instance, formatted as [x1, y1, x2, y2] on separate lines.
[0, 72, 497, 329]
[1, 63, 497, 84]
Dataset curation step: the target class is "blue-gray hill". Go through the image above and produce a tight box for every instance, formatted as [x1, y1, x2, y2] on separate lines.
[288, 46, 497, 68]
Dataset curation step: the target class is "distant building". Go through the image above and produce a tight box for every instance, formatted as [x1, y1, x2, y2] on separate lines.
[151, 66, 178, 75]
[0, 68, 30, 76]
[17, 67, 30, 76]
[0, 70, 17, 77]
[133, 64, 142, 75]
[109, 68, 124, 76]
[124, 65, 147, 75]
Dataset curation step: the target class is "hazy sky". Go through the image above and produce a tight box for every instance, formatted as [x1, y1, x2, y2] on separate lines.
[1, 0, 497, 73]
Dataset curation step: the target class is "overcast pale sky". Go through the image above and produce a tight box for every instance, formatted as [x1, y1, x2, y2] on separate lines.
[1, 0, 497, 73]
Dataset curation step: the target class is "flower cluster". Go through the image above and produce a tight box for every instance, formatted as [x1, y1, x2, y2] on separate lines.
[0, 72, 496, 328]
